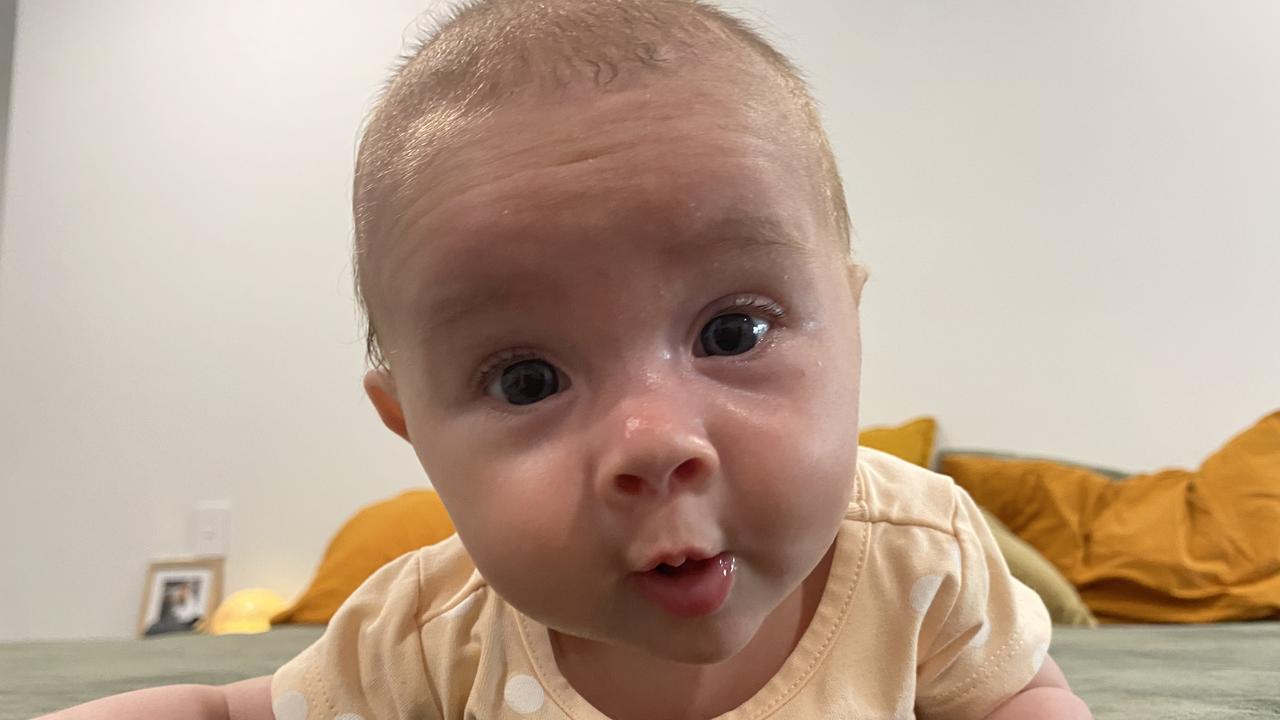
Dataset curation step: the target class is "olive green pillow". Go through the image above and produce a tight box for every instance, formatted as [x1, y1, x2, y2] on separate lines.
[978, 507, 1098, 628]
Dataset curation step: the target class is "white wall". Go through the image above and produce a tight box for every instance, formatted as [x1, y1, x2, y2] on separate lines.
[0, 0, 16, 232]
[0, 1, 430, 642]
[778, 1, 1280, 472]
[1, 1, 1277, 641]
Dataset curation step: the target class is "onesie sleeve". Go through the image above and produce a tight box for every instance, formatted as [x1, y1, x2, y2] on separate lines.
[914, 486, 1053, 720]
[270, 551, 439, 720]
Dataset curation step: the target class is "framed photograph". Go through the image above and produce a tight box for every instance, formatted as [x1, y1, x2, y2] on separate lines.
[137, 556, 224, 637]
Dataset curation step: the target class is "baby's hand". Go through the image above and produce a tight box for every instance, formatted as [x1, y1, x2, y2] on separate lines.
[984, 655, 1092, 719]
[35, 675, 273, 720]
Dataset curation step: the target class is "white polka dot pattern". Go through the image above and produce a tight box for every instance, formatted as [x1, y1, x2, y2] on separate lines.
[442, 591, 481, 621]
[271, 691, 308, 720]
[1031, 643, 1049, 675]
[909, 574, 944, 614]
[504, 674, 546, 714]
[947, 541, 961, 572]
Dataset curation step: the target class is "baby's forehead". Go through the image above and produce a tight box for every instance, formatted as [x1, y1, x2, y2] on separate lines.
[384, 179, 816, 328]
[384, 84, 814, 238]
[361, 52, 827, 255]
[416, 194, 807, 279]
[412, 190, 811, 293]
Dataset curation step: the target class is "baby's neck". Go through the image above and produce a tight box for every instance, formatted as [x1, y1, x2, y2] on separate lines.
[550, 543, 836, 720]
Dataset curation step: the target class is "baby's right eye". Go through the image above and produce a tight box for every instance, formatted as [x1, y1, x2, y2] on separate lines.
[485, 358, 562, 406]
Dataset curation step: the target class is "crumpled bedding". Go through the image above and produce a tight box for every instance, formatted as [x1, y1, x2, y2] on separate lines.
[944, 411, 1280, 623]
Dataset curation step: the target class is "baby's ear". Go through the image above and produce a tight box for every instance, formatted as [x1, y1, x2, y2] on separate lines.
[363, 369, 411, 442]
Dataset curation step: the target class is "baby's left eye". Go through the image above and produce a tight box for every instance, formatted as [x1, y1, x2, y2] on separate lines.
[698, 313, 769, 356]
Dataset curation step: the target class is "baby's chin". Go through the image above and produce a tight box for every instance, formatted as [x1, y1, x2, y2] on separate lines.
[634, 613, 764, 665]
[543, 589, 772, 666]
[552, 626, 757, 668]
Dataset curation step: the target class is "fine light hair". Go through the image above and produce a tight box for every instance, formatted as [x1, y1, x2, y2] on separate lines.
[354, 0, 851, 372]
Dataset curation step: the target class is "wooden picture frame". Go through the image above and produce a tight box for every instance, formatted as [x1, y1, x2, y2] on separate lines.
[137, 556, 225, 637]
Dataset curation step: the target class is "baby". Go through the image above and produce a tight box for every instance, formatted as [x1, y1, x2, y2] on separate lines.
[47, 1, 1091, 718]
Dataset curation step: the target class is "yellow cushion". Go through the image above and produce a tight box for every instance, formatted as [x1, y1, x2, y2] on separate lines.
[209, 588, 288, 635]
[979, 507, 1098, 627]
[941, 411, 1280, 623]
[859, 416, 937, 467]
[272, 489, 455, 625]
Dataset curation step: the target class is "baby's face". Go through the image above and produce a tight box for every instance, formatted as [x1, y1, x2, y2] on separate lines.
[365, 73, 865, 664]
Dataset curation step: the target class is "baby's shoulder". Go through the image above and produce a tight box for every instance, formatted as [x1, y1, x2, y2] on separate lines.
[851, 446, 964, 537]
[408, 534, 498, 628]
[330, 533, 496, 631]
[272, 538, 508, 718]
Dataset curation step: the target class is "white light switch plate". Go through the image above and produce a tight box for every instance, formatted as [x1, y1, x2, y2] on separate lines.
[191, 500, 231, 556]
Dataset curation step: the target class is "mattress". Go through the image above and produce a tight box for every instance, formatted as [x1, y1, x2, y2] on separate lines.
[2, 622, 1277, 719]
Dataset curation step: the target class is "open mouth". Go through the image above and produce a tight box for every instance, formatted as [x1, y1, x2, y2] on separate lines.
[654, 560, 695, 576]
[632, 552, 737, 617]
[653, 556, 712, 576]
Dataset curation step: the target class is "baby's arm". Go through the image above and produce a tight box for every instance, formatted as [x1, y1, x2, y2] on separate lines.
[35, 675, 273, 720]
[985, 655, 1091, 719]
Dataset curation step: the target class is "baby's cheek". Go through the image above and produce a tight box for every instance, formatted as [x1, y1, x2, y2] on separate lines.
[750, 352, 858, 503]
[476, 451, 592, 543]
[726, 404, 854, 526]
[428, 459, 568, 573]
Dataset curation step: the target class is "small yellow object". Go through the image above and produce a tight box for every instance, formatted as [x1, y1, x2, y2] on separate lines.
[859, 416, 938, 468]
[208, 588, 288, 635]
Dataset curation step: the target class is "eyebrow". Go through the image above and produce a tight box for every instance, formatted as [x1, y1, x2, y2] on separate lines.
[417, 285, 553, 341]
[414, 210, 809, 338]
[688, 211, 810, 254]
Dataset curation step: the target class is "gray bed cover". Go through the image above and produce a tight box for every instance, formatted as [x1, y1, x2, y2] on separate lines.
[2, 622, 1277, 719]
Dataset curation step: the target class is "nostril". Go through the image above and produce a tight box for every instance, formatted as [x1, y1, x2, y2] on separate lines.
[612, 458, 707, 497]
[672, 458, 703, 482]
[616, 474, 644, 495]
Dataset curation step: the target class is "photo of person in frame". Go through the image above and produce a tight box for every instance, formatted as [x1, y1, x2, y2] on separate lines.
[144, 574, 207, 636]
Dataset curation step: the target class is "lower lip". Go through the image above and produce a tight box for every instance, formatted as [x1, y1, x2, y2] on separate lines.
[631, 552, 737, 618]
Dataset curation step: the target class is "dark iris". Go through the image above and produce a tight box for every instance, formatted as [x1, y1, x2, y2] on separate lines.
[699, 313, 768, 356]
[499, 359, 559, 405]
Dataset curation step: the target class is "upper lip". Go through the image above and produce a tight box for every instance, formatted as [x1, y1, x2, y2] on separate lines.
[634, 547, 720, 573]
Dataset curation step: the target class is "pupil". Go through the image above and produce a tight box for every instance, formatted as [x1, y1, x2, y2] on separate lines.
[701, 314, 765, 356]
[500, 359, 558, 405]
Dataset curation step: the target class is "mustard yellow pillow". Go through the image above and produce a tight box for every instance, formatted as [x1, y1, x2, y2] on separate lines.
[272, 489, 455, 625]
[941, 411, 1280, 623]
[859, 416, 937, 467]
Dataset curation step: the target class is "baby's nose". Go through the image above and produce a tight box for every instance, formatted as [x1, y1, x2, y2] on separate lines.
[612, 453, 711, 497]
[594, 402, 719, 506]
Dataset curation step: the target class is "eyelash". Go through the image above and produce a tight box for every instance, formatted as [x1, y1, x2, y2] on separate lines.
[725, 295, 787, 323]
[470, 295, 788, 393]
[472, 348, 542, 394]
